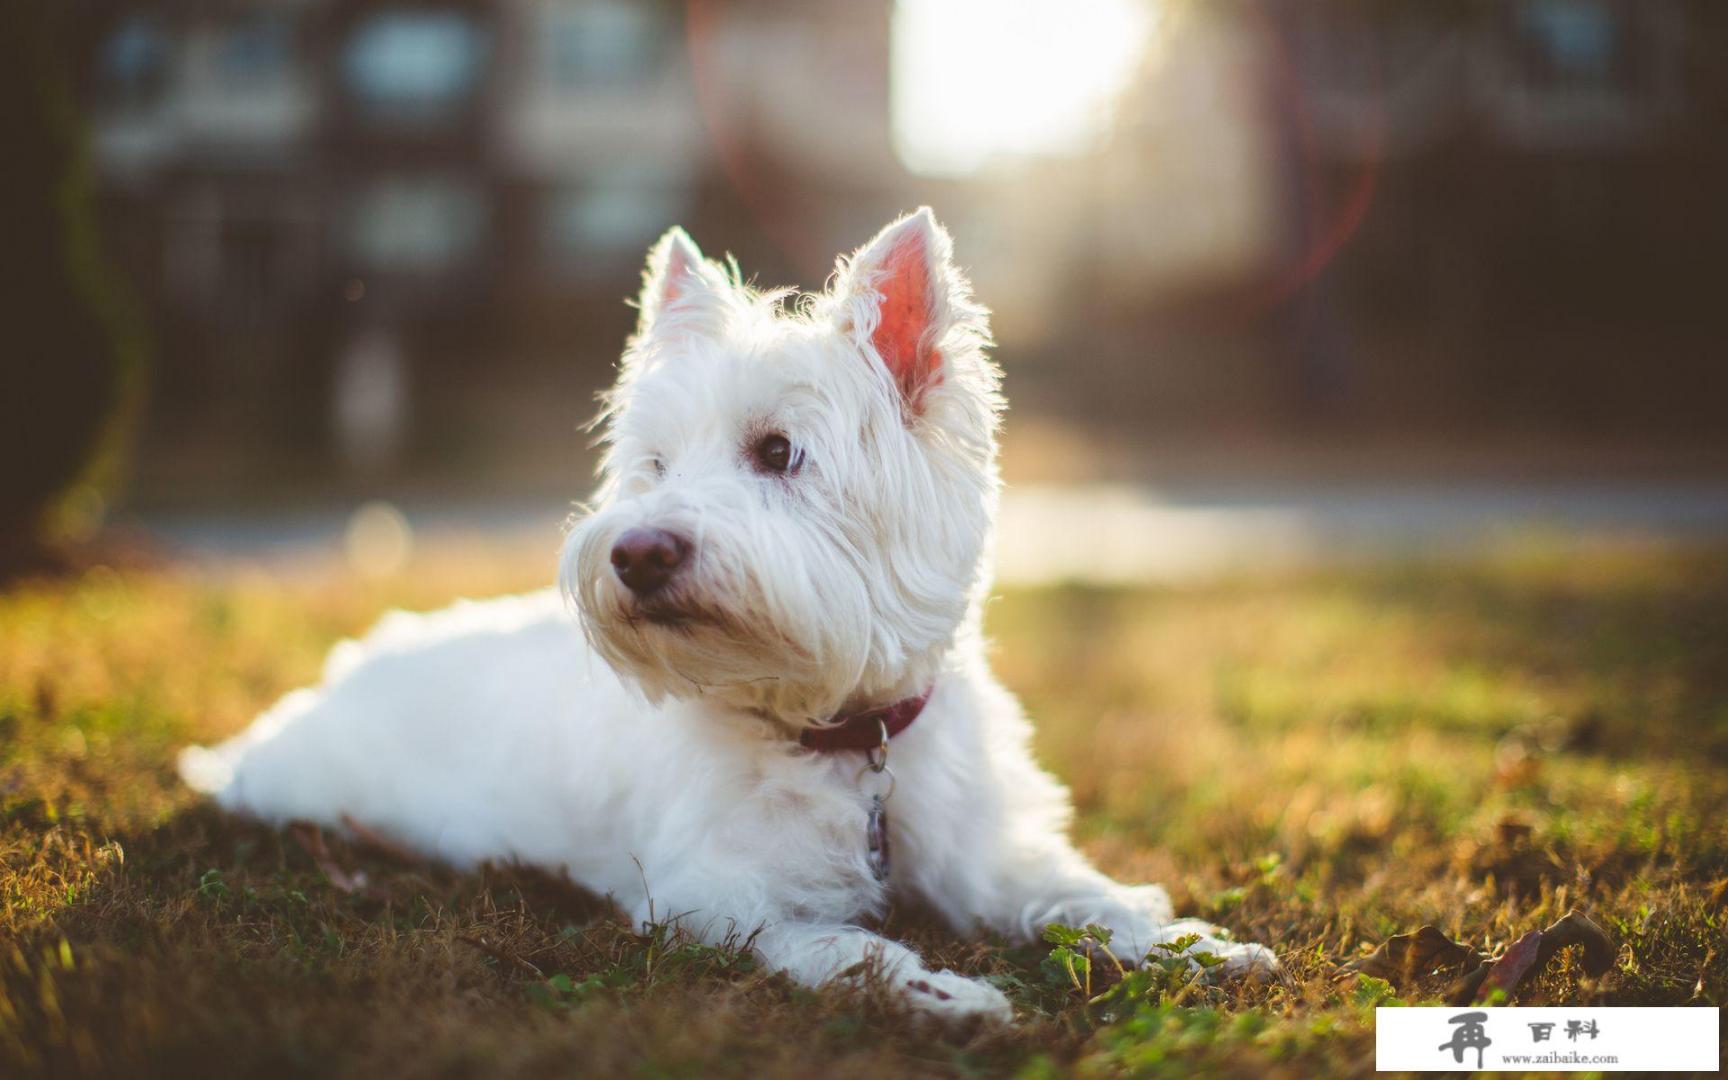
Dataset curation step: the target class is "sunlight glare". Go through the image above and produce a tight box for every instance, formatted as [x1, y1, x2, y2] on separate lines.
[892, 0, 1159, 177]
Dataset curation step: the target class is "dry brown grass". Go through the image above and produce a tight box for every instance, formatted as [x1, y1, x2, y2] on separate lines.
[3, 541, 1725, 1077]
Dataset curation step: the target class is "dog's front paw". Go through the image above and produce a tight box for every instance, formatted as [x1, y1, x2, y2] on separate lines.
[903, 969, 1015, 1024]
[1149, 918, 1280, 983]
[1199, 939, 1280, 982]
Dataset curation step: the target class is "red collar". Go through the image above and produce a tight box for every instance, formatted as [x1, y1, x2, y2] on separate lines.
[799, 690, 930, 752]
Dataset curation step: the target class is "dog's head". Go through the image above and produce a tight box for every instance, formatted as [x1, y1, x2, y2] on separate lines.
[561, 209, 1001, 727]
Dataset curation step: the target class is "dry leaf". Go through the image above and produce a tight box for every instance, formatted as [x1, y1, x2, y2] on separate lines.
[1455, 814, 1567, 899]
[1457, 909, 1616, 1005]
[1344, 925, 1486, 985]
[1345, 911, 1615, 1004]
[1470, 928, 1544, 1001]
[1529, 909, 1615, 977]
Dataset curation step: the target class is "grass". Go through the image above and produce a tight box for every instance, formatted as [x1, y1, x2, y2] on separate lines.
[3, 540, 1726, 1077]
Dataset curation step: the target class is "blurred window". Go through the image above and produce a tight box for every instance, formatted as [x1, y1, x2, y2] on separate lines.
[99, 14, 172, 106]
[344, 11, 488, 120]
[348, 177, 488, 274]
[547, 3, 665, 90]
[215, 14, 294, 90]
[543, 177, 685, 275]
[1514, 0, 1623, 92]
[1489, 0, 1677, 145]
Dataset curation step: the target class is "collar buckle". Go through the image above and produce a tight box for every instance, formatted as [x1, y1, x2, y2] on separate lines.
[865, 717, 890, 772]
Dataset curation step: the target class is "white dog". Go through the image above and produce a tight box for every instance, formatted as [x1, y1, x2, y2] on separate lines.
[181, 209, 1276, 1021]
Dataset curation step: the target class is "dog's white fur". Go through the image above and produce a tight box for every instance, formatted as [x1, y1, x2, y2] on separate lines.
[181, 210, 1275, 1021]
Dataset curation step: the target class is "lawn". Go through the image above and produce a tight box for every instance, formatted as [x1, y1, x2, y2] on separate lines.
[3, 540, 1725, 1077]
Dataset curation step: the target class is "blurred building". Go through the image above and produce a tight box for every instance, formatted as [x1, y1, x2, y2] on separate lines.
[960, 0, 1727, 436]
[76, 0, 910, 492]
[1267, 0, 1725, 433]
[71, 0, 1728, 501]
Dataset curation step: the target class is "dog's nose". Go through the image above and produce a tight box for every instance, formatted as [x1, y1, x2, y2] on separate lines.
[609, 527, 688, 595]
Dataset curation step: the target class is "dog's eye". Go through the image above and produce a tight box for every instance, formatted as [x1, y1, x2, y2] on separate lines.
[649, 457, 666, 478]
[751, 433, 795, 475]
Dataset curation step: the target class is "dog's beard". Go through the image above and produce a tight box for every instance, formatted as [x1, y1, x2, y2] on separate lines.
[561, 511, 878, 724]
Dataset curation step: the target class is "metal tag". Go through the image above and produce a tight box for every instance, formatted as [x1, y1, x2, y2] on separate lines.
[866, 795, 891, 883]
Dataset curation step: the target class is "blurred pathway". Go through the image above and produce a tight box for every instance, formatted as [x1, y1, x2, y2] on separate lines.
[134, 481, 1728, 586]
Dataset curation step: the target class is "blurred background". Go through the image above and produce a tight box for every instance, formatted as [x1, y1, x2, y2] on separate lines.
[8, 0, 1728, 582]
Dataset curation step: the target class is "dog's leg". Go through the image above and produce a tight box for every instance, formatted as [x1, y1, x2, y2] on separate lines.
[903, 724, 1279, 980]
[940, 840, 1277, 978]
[999, 862, 1278, 979]
[614, 839, 1014, 1022]
[749, 921, 1014, 1023]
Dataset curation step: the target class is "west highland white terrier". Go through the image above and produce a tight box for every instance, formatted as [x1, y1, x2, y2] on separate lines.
[181, 209, 1276, 1021]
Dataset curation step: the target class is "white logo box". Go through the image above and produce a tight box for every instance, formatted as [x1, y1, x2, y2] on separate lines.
[1376, 1006, 1719, 1072]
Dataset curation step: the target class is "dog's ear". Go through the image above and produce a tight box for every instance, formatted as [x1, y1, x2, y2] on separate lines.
[636, 227, 729, 338]
[832, 208, 979, 411]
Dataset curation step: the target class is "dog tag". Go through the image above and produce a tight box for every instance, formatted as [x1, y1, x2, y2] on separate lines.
[866, 795, 891, 883]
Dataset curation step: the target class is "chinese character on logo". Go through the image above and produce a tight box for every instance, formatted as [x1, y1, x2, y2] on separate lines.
[1565, 1019, 1600, 1041]
[1528, 1022, 1556, 1042]
[1440, 1011, 1493, 1068]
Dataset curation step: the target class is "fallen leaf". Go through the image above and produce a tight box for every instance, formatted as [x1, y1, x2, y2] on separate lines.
[1494, 816, 1535, 845]
[1455, 814, 1567, 899]
[1531, 909, 1616, 976]
[1456, 909, 1616, 1005]
[1470, 928, 1543, 1002]
[1343, 925, 1486, 985]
